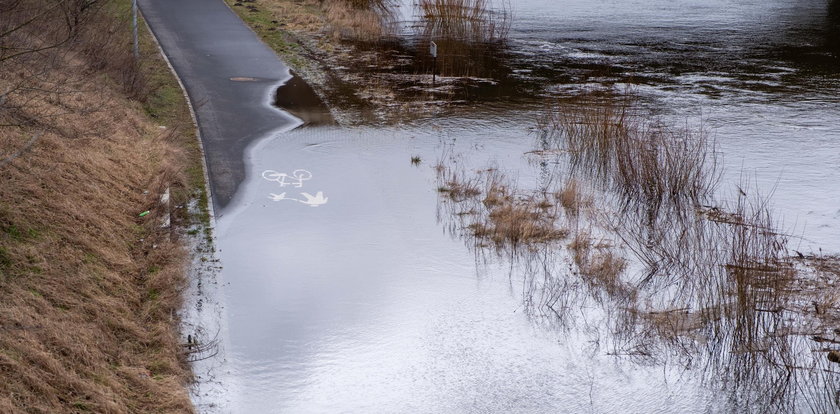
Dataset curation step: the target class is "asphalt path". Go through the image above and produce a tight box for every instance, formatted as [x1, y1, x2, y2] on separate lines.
[139, 0, 321, 212]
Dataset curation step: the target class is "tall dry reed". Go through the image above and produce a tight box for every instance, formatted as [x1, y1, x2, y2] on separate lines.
[416, 0, 510, 77]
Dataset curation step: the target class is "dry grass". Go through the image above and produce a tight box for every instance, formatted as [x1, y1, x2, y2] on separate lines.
[555, 178, 591, 217]
[323, 0, 396, 42]
[0, 0, 197, 412]
[483, 202, 567, 245]
[418, 0, 509, 44]
[437, 165, 482, 201]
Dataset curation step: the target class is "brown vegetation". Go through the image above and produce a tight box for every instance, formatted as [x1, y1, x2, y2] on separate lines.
[323, 0, 396, 42]
[437, 166, 569, 250]
[1, 0, 199, 412]
[416, 0, 510, 77]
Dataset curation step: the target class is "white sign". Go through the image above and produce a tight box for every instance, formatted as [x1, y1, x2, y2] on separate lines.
[430, 41, 437, 58]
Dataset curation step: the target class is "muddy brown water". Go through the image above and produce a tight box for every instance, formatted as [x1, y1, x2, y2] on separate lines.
[194, 0, 840, 412]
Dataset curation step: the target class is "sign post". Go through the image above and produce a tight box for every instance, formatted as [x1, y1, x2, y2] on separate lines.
[132, 0, 139, 60]
[430, 41, 437, 86]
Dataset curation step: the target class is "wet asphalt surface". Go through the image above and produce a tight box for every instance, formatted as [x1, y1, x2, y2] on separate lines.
[139, 0, 305, 211]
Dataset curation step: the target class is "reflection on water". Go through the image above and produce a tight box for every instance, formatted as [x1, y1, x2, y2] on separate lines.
[434, 94, 840, 411]
[506, 0, 840, 100]
[273, 72, 335, 126]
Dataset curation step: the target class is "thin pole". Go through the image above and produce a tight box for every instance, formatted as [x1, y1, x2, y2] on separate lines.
[432, 56, 436, 86]
[132, 0, 139, 60]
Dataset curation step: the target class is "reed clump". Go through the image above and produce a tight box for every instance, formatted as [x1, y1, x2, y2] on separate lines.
[437, 168, 482, 201]
[541, 94, 719, 217]
[435, 93, 840, 411]
[483, 202, 568, 245]
[418, 0, 509, 44]
[416, 0, 510, 77]
[323, 0, 397, 42]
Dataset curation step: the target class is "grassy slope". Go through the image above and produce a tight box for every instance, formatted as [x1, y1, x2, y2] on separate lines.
[0, 2, 204, 412]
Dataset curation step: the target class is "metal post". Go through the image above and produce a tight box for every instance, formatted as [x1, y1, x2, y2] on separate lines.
[430, 41, 438, 87]
[433, 56, 436, 86]
[132, 0, 139, 60]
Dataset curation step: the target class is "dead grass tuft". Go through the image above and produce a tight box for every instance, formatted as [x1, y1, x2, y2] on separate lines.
[555, 178, 591, 217]
[437, 162, 569, 250]
[484, 202, 568, 245]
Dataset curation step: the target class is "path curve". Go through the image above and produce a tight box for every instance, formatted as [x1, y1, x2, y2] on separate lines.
[139, 0, 313, 212]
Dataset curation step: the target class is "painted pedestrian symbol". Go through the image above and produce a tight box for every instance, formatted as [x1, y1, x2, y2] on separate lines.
[262, 169, 328, 207]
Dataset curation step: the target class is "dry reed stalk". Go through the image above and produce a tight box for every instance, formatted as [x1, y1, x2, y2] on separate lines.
[415, 0, 510, 77]
[542, 94, 720, 219]
[323, 0, 397, 42]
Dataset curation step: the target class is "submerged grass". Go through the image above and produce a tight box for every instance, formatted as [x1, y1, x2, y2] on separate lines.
[437, 165, 568, 250]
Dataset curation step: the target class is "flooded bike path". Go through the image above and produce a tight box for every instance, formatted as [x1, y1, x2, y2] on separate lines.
[215, 124, 726, 412]
[142, 0, 840, 411]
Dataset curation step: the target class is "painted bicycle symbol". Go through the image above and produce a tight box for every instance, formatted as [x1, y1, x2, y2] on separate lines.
[262, 169, 312, 188]
[262, 169, 328, 207]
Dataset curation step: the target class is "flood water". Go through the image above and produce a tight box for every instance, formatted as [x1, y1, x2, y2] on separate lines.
[194, 0, 840, 412]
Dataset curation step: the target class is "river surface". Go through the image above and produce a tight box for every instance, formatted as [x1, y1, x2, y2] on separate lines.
[197, 0, 840, 412]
